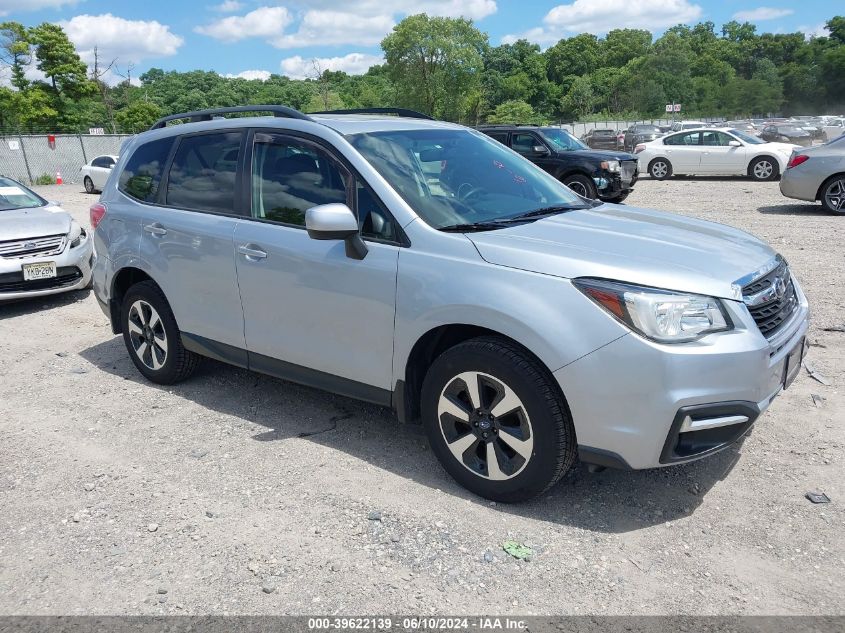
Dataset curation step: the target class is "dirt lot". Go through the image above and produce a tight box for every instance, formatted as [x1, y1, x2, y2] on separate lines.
[1, 179, 843, 616]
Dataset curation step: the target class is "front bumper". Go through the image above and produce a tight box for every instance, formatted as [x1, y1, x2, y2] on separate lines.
[555, 279, 810, 470]
[0, 237, 93, 302]
[596, 169, 638, 200]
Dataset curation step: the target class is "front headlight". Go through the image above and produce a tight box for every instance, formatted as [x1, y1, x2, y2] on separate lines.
[68, 221, 86, 248]
[601, 160, 621, 172]
[573, 278, 732, 343]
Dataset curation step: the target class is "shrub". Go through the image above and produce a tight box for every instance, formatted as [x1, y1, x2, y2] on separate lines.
[33, 173, 56, 185]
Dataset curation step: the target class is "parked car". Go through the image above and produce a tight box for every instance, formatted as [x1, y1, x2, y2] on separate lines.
[759, 125, 812, 147]
[581, 128, 620, 150]
[780, 134, 845, 213]
[724, 120, 758, 136]
[0, 175, 93, 301]
[822, 118, 844, 142]
[635, 127, 798, 181]
[92, 105, 809, 502]
[623, 124, 663, 152]
[670, 120, 707, 132]
[80, 154, 118, 194]
[479, 124, 638, 202]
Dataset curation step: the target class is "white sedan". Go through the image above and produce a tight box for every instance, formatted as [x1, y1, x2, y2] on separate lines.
[635, 128, 798, 181]
[80, 154, 118, 194]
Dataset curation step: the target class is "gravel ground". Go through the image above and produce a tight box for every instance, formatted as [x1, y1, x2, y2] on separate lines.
[0, 179, 843, 616]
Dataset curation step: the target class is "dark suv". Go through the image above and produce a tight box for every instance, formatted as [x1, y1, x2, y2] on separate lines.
[478, 125, 638, 203]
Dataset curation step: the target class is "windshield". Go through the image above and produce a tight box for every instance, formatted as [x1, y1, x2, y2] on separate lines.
[633, 125, 660, 133]
[538, 128, 588, 151]
[348, 128, 587, 230]
[0, 177, 47, 211]
[729, 129, 765, 145]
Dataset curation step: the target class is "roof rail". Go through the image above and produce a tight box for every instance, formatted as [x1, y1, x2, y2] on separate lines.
[309, 108, 434, 120]
[149, 105, 312, 130]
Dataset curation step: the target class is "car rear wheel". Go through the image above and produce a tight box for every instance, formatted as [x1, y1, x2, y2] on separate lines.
[820, 175, 845, 214]
[749, 157, 779, 181]
[121, 280, 200, 384]
[562, 174, 597, 199]
[84, 176, 95, 194]
[421, 336, 577, 503]
[648, 158, 672, 180]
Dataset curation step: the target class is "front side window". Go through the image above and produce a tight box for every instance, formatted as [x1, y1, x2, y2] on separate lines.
[538, 128, 588, 151]
[118, 137, 175, 203]
[348, 128, 587, 230]
[166, 132, 242, 214]
[664, 132, 700, 146]
[511, 133, 541, 155]
[251, 135, 349, 226]
[701, 131, 733, 146]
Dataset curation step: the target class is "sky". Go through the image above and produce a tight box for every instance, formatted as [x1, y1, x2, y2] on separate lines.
[0, 0, 836, 85]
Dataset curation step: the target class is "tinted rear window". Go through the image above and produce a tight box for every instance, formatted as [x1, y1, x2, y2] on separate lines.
[119, 137, 175, 203]
[165, 132, 242, 214]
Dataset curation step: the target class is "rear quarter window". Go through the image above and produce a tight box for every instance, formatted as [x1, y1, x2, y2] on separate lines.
[118, 137, 175, 203]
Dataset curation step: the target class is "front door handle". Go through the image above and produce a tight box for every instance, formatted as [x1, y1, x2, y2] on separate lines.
[237, 244, 267, 260]
[143, 223, 167, 237]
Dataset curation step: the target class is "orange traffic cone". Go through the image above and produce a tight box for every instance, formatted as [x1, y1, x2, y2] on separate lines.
[56, 171, 63, 185]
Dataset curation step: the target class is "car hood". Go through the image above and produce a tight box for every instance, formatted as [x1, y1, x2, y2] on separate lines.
[557, 148, 637, 161]
[762, 142, 800, 154]
[0, 205, 72, 241]
[467, 204, 776, 300]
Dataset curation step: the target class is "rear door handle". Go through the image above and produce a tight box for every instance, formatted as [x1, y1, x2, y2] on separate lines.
[237, 244, 267, 260]
[143, 223, 167, 236]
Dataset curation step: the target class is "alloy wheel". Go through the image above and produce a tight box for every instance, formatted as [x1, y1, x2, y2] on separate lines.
[824, 178, 845, 212]
[753, 160, 774, 180]
[566, 181, 588, 197]
[127, 300, 168, 370]
[437, 371, 534, 481]
[651, 161, 668, 178]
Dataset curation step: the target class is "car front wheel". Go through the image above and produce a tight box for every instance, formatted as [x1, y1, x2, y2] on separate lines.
[421, 337, 577, 503]
[648, 158, 672, 180]
[562, 174, 598, 199]
[121, 280, 200, 384]
[749, 157, 779, 181]
[84, 176, 95, 194]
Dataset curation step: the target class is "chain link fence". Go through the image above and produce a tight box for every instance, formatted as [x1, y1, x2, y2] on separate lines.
[0, 134, 132, 185]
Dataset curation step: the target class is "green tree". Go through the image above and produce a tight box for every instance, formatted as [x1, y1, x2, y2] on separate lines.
[115, 100, 163, 132]
[601, 29, 652, 67]
[381, 14, 487, 120]
[545, 33, 601, 81]
[487, 99, 536, 124]
[0, 21, 31, 91]
[29, 23, 93, 98]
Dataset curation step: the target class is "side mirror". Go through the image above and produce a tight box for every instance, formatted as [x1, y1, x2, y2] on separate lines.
[728, 140, 742, 147]
[305, 203, 367, 260]
[532, 145, 550, 155]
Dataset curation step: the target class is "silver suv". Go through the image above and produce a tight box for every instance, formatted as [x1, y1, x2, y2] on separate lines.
[91, 106, 810, 502]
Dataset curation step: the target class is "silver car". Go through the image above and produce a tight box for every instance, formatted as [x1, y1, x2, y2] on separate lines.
[92, 106, 810, 502]
[779, 135, 845, 213]
[0, 176, 93, 301]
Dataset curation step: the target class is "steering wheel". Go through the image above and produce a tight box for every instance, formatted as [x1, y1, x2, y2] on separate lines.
[457, 182, 485, 202]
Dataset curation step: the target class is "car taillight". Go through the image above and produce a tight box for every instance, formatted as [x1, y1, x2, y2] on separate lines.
[787, 154, 809, 169]
[634, 144, 646, 153]
[90, 202, 107, 229]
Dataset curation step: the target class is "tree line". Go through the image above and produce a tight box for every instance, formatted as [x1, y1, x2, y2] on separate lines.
[1, 14, 843, 133]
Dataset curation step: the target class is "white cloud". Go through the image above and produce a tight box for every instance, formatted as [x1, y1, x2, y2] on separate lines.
[60, 14, 184, 67]
[733, 7, 794, 22]
[195, 6, 293, 42]
[222, 69, 272, 80]
[211, 0, 243, 12]
[798, 23, 830, 39]
[504, 0, 702, 43]
[0, 0, 78, 16]
[270, 11, 395, 49]
[292, 0, 496, 20]
[279, 53, 384, 79]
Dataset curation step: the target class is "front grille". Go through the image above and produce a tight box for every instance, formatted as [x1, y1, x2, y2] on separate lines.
[0, 234, 66, 259]
[0, 266, 82, 293]
[742, 259, 799, 338]
[621, 160, 638, 184]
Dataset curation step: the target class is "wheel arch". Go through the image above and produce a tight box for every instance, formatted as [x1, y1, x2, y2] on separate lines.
[815, 171, 845, 201]
[747, 154, 781, 176]
[398, 324, 563, 426]
[108, 266, 156, 333]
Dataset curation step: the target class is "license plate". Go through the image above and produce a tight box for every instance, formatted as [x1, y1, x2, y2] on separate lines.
[782, 337, 805, 390]
[22, 261, 56, 281]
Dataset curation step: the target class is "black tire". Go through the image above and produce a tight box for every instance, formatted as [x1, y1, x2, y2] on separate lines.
[818, 174, 845, 214]
[748, 156, 779, 181]
[648, 158, 672, 180]
[421, 336, 577, 503]
[561, 173, 598, 199]
[602, 191, 630, 204]
[120, 280, 200, 384]
[84, 176, 95, 194]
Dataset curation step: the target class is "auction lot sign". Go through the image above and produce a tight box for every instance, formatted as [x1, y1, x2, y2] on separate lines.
[0, 616, 841, 633]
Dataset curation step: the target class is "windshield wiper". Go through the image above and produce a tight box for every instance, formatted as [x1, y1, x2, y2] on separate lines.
[509, 204, 586, 220]
[439, 220, 521, 232]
